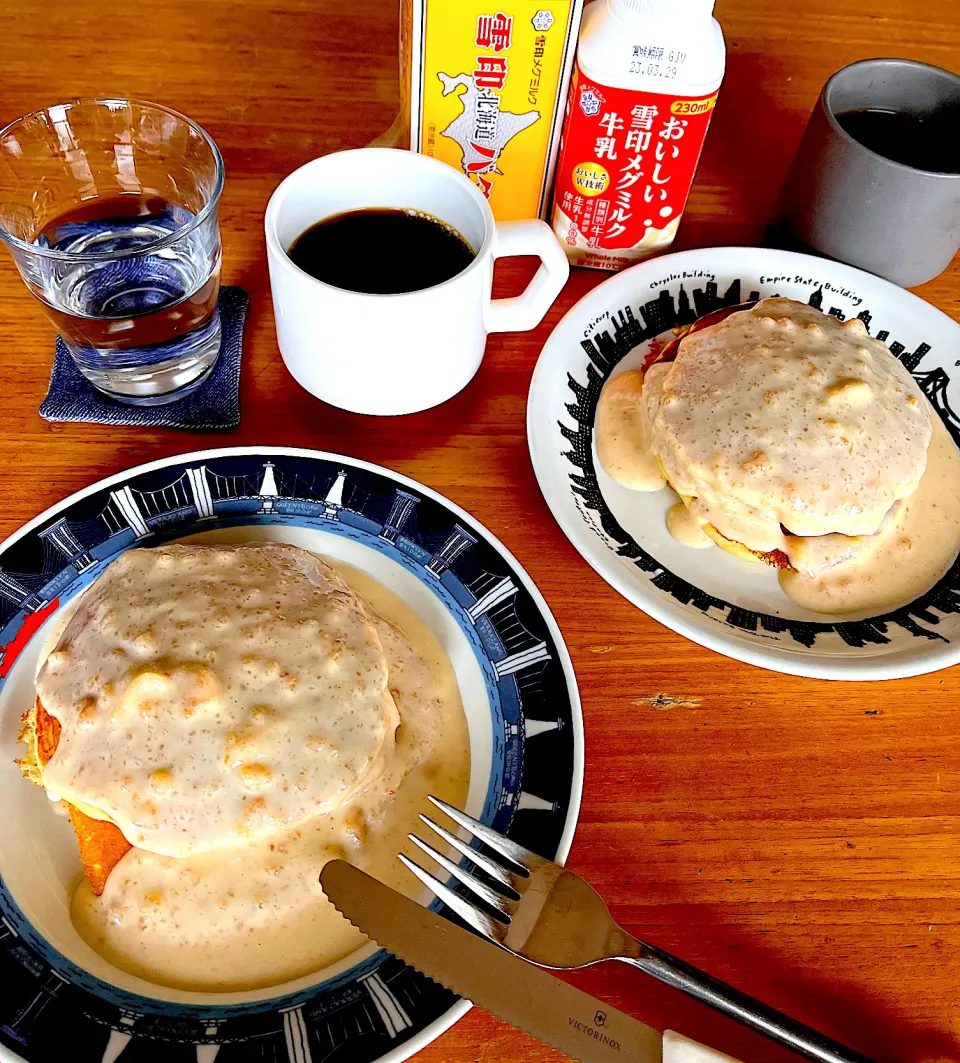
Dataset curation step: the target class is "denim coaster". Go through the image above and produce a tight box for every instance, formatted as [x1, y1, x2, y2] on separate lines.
[39, 285, 248, 431]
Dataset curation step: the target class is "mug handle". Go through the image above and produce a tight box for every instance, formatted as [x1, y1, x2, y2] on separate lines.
[485, 220, 569, 333]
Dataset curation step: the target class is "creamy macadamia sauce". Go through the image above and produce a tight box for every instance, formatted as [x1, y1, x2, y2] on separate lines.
[780, 416, 960, 613]
[665, 502, 714, 549]
[595, 298, 960, 614]
[594, 369, 666, 491]
[36, 545, 469, 991]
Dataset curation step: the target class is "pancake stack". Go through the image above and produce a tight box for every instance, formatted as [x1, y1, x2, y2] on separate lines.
[597, 297, 933, 584]
[18, 543, 400, 895]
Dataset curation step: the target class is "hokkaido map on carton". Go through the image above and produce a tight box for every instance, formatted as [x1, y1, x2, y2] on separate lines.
[405, 0, 583, 221]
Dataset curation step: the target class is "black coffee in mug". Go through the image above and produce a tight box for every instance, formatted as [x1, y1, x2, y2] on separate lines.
[287, 208, 475, 295]
[779, 58, 960, 287]
[836, 107, 960, 173]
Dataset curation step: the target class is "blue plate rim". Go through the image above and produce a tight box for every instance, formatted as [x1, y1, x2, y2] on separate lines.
[0, 446, 584, 1063]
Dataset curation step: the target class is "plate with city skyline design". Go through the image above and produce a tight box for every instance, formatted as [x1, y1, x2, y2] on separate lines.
[528, 246, 960, 681]
[0, 447, 582, 1063]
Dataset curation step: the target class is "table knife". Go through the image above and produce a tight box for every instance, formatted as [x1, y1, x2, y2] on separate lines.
[321, 859, 666, 1062]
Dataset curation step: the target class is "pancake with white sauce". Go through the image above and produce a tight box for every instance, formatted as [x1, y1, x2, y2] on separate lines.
[18, 543, 470, 990]
[595, 297, 960, 614]
[33, 543, 399, 858]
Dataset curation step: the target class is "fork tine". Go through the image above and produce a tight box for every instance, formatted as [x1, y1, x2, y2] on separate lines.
[418, 814, 521, 892]
[408, 833, 516, 914]
[398, 854, 506, 939]
[426, 795, 533, 872]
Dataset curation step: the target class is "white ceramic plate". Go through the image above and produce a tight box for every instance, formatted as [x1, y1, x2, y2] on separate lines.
[528, 246, 960, 680]
[0, 447, 582, 1063]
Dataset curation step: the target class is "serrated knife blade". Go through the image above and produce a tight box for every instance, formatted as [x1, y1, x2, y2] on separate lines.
[320, 859, 663, 1062]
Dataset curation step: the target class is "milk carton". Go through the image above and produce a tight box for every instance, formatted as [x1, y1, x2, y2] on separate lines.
[550, 0, 726, 269]
[402, 0, 584, 222]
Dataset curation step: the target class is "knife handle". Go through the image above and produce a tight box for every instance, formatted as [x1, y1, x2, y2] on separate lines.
[616, 939, 875, 1063]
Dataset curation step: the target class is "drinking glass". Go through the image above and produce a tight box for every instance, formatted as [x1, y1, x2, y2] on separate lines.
[0, 98, 224, 404]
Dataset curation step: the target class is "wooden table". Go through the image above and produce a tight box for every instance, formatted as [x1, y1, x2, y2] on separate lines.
[1, 1, 959, 1060]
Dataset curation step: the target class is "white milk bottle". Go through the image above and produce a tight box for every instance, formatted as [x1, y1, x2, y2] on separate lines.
[551, 0, 725, 269]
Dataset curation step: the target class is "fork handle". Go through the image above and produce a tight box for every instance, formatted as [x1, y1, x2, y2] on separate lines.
[616, 940, 875, 1063]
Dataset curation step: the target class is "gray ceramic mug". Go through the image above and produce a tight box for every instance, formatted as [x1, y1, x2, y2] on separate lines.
[779, 58, 960, 287]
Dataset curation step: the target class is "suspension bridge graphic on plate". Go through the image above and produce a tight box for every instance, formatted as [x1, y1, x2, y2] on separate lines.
[0, 927, 439, 1063]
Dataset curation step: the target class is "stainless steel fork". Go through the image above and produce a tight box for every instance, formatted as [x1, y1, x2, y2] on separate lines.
[401, 796, 874, 1063]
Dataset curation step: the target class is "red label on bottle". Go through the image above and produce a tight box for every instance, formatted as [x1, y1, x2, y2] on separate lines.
[552, 63, 718, 265]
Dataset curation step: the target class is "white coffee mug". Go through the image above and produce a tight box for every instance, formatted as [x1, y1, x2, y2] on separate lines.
[265, 148, 569, 415]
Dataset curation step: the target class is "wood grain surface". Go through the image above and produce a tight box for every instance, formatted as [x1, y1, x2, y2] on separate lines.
[1, 1, 959, 1061]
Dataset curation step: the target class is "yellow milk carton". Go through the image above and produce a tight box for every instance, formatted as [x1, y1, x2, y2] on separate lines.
[402, 0, 584, 221]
